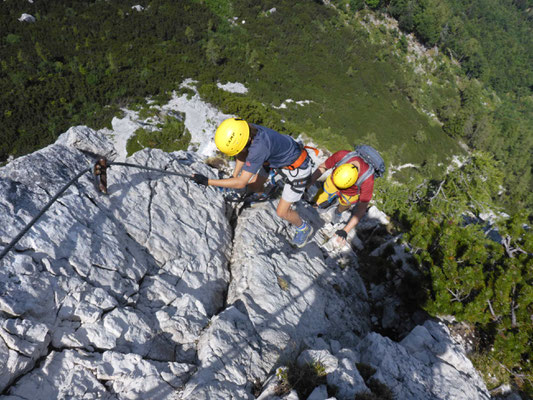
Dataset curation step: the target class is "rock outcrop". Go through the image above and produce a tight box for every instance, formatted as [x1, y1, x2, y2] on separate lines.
[0, 127, 490, 399]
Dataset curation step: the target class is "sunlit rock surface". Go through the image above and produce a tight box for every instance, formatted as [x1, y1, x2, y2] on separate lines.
[0, 127, 490, 399]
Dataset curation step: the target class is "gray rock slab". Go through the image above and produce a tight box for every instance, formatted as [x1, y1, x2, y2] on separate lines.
[0, 129, 231, 396]
[5, 349, 193, 400]
[357, 321, 491, 400]
[187, 200, 371, 397]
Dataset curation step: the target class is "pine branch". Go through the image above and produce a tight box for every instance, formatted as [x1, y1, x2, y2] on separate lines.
[447, 287, 466, 302]
[486, 299, 497, 320]
[510, 286, 518, 328]
[496, 360, 533, 387]
[502, 235, 527, 258]
[429, 180, 446, 202]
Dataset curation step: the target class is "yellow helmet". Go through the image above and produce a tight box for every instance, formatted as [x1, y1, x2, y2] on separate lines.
[332, 163, 358, 189]
[214, 118, 250, 156]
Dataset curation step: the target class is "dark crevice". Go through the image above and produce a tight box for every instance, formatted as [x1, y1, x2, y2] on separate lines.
[0, 340, 53, 397]
[84, 193, 100, 208]
[197, 199, 239, 334]
[145, 154, 156, 243]
[220, 201, 241, 311]
[98, 306, 118, 320]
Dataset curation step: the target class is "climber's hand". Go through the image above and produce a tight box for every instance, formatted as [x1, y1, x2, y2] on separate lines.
[334, 229, 347, 246]
[192, 174, 209, 186]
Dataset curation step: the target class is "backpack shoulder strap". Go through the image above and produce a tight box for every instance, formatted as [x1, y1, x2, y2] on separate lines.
[334, 150, 375, 188]
[354, 165, 374, 188]
[334, 151, 358, 169]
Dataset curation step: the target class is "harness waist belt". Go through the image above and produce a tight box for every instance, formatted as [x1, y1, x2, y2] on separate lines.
[283, 149, 308, 171]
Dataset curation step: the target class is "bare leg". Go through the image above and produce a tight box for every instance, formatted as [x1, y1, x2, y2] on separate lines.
[336, 204, 351, 213]
[276, 198, 303, 226]
[247, 174, 268, 194]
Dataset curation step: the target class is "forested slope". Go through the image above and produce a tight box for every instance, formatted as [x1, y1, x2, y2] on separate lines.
[343, 0, 533, 209]
[1, 0, 461, 167]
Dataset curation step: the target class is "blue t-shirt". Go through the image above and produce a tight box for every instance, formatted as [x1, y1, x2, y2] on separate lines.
[242, 124, 307, 174]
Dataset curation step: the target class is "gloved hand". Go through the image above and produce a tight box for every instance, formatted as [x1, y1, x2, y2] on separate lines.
[335, 229, 348, 240]
[192, 174, 209, 186]
[323, 230, 347, 253]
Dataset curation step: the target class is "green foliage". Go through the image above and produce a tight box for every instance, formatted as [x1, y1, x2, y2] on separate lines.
[366, 0, 381, 9]
[0, 0, 222, 161]
[275, 362, 327, 398]
[386, 0, 533, 95]
[126, 116, 190, 156]
[198, 84, 300, 137]
[469, 352, 512, 391]
[0, 0, 465, 174]
[138, 106, 160, 120]
[5, 33, 20, 44]
[413, 130, 427, 143]
[205, 38, 223, 65]
[378, 151, 533, 394]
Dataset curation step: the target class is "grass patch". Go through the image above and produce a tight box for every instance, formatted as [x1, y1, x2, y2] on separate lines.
[469, 352, 510, 392]
[126, 116, 191, 156]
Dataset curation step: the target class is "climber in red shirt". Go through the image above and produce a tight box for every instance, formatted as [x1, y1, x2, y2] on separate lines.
[308, 150, 375, 247]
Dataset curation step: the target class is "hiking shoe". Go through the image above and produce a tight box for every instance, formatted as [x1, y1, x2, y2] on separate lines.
[245, 192, 270, 204]
[292, 223, 313, 248]
[219, 188, 245, 202]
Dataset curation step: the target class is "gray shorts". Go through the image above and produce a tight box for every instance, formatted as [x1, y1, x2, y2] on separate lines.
[280, 163, 313, 203]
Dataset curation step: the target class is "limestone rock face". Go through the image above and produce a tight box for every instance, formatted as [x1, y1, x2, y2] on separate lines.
[0, 128, 230, 397]
[357, 320, 491, 400]
[0, 127, 490, 399]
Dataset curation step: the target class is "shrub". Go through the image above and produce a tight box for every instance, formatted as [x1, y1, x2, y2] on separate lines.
[275, 362, 327, 398]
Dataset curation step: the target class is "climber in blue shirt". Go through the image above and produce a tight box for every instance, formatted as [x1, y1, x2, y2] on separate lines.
[192, 118, 314, 248]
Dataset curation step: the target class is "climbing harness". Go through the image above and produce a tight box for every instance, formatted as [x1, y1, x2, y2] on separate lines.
[275, 145, 318, 194]
[283, 145, 319, 171]
[223, 145, 319, 204]
[0, 157, 193, 262]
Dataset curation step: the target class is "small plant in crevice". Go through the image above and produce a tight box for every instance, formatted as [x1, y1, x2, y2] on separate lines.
[355, 363, 394, 400]
[277, 276, 289, 291]
[274, 361, 327, 398]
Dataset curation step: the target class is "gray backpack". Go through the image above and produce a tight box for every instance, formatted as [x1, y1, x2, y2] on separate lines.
[334, 145, 385, 188]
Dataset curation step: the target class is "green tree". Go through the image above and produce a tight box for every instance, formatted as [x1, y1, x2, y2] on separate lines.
[205, 38, 223, 65]
[380, 152, 532, 392]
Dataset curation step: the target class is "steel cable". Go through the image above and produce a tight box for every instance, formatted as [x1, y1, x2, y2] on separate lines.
[0, 160, 193, 262]
[0, 167, 92, 261]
